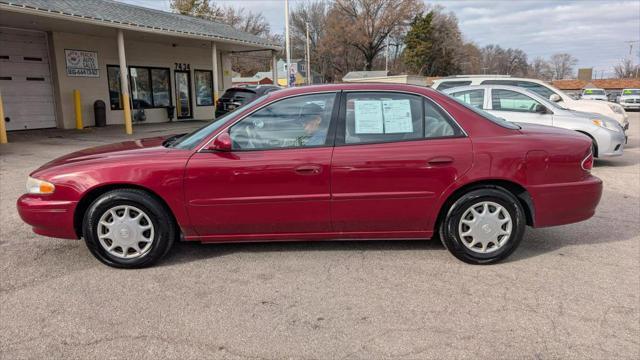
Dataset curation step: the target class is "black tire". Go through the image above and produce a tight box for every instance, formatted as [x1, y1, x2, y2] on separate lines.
[82, 189, 175, 268]
[439, 187, 526, 264]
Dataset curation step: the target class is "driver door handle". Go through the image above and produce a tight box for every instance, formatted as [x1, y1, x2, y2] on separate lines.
[295, 165, 322, 175]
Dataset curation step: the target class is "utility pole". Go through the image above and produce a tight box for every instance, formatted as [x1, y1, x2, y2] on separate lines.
[306, 22, 311, 85]
[284, 0, 292, 87]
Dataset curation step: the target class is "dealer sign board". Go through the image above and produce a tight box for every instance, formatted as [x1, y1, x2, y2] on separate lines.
[65, 49, 99, 77]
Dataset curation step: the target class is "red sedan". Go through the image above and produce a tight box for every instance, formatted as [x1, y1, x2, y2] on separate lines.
[17, 84, 602, 268]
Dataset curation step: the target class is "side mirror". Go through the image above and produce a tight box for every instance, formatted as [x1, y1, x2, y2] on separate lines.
[535, 104, 549, 114]
[549, 94, 561, 102]
[208, 132, 232, 152]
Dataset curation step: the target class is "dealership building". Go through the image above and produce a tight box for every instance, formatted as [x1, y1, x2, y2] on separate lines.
[0, 0, 280, 132]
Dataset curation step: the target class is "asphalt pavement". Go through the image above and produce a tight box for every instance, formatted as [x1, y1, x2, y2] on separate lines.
[1, 115, 638, 359]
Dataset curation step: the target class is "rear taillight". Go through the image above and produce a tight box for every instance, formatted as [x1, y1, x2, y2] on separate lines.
[581, 150, 594, 171]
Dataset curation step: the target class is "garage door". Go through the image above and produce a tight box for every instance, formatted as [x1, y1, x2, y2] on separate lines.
[0, 27, 57, 130]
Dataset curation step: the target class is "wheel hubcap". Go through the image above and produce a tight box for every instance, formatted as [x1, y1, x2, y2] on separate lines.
[458, 201, 512, 254]
[97, 205, 154, 259]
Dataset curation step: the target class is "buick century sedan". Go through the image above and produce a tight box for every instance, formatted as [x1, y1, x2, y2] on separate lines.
[18, 84, 603, 268]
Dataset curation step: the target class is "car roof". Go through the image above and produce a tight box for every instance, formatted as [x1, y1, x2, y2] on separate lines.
[433, 76, 547, 85]
[263, 83, 437, 98]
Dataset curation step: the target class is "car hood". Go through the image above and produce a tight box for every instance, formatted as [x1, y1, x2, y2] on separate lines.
[35, 135, 173, 172]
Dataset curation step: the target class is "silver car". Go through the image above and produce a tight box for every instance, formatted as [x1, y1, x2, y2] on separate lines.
[444, 85, 626, 157]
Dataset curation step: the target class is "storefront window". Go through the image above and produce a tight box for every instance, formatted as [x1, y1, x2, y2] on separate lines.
[106, 65, 171, 110]
[107, 66, 121, 110]
[195, 70, 213, 106]
[130, 67, 152, 109]
[151, 68, 171, 107]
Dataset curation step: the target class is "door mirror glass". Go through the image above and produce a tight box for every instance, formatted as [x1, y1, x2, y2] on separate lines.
[208, 132, 232, 152]
[549, 94, 562, 102]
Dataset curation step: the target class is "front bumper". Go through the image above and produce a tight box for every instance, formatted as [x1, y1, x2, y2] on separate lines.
[528, 175, 603, 228]
[621, 102, 640, 110]
[593, 127, 626, 157]
[17, 195, 79, 239]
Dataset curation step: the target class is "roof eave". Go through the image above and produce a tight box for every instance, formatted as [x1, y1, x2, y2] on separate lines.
[0, 2, 283, 51]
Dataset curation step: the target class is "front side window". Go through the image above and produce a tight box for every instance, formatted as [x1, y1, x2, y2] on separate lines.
[229, 93, 336, 150]
[491, 89, 541, 113]
[449, 89, 485, 109]
[195, 70, 213, 106]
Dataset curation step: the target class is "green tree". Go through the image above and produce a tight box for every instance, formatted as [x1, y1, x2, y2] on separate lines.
[402, 12, 433, 75]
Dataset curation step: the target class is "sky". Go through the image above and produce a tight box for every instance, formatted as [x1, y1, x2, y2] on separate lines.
[118, 0, 640, 77]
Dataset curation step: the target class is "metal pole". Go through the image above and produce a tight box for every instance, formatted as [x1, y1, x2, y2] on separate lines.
[284, 0, 291, 87]
[212, 42, 219, 118]
[306, 22, 311, 85]
[117, 29, 132, 135]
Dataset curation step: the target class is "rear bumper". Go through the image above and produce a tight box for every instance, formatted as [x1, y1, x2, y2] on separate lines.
[528, 176, 603, 228]
[17, 195, 79, 239]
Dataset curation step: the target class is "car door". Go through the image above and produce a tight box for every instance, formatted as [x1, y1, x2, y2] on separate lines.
[330, 91, 473, 236]
[184, 92, 338, 237]
[487, 88, 553, 126]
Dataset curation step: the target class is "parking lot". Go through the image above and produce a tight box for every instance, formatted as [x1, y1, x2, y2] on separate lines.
[1, 114, 639, 359]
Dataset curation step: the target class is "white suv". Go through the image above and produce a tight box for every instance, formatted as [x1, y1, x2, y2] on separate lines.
[581, 88, 608, 101]
[619, 89, 640, 110]
[432, 76, 629, 130]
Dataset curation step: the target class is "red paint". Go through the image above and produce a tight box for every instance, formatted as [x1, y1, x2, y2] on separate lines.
[17, 83, 602, 242]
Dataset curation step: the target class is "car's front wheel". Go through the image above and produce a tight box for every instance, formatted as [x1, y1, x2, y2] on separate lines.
[83, 189, 175, 268]
[440, 187, 526, 264]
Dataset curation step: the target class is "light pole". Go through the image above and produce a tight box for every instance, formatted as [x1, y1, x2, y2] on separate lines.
[284, 0, 292, 87]
[306, 22, 311, 85]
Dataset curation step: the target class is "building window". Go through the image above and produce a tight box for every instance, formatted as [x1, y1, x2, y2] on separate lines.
[194, 70, 213, 106]
[107, 65, 172, 110]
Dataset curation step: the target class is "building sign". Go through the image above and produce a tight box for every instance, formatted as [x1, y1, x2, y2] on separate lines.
[65, 49, 99, 77]
[175, 63, 190, 71]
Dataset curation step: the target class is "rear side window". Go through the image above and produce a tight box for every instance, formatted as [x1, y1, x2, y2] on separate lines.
[343, 92, 462, 145]
[449, 89, 485, 109]
[436, 81, 472, 90]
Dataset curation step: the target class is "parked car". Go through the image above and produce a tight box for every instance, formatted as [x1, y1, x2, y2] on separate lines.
[444, 85, 626, 157]
[215, 85, 281, 117]
[17, 84, 602, 268]
[619, 88, 640, 110]
[432, 76, 629, 130]
[581, 88, 608, 101]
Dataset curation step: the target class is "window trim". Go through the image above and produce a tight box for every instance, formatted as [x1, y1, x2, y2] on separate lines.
[194, 69, 214, 107]
[106, 64, 173, 110]
[335, 90, 467, 147]
[224, 91, 341, 152]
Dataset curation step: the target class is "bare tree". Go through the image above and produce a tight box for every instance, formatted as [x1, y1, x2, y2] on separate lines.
[528, 57, 553, 81]
[330, 0, 424, 71]
[290, 1, 331, 82]
[549, 53, 578, 80]
[614, 58, 640, 78]
[478, 45, 528, 76]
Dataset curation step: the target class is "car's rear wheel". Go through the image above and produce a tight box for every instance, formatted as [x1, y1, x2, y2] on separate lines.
[439, 187, 526, 264]
[83, 189, 175, 268]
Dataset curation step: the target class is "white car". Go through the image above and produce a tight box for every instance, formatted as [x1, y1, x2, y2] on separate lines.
[444, 85, 626, 157]
[619, 89, 640, 110]
[581, 88, 608, 101]
[432, 76, 629, 130]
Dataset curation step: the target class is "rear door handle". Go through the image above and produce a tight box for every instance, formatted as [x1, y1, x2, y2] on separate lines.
[295, 165, 322, 175]
[427, 156, 454, 165]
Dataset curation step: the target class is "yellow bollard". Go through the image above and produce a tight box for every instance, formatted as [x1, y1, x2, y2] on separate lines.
[122, 93, 132, 135]
[73, 89, 83, 130]
[0, 91, 7, 144]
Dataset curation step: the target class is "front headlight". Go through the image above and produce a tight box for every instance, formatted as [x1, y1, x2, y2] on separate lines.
[26, 176, 55, 194]
[592, 119, 622, 132]
[608, 103, 624, 114]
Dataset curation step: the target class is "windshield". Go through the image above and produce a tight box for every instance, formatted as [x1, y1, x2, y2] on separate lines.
[622, 89, 640, 96]
[446, 94, 520, 130]
[169, 94, 268, 149]
[583, 89, 605, 95]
